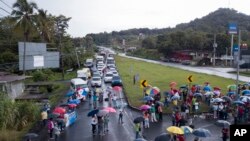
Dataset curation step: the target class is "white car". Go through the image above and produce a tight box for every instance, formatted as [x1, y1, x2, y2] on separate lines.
[104, 72, 113, 83]
[91, 77, 102, 87]
[111, 70, 119, 76]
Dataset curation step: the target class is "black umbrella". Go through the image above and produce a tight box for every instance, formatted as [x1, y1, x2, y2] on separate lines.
[133, 116, 144, 123]
[87, 109, 99, 117]
[24, 133, 38, 140]
[154, 133, 171, 141]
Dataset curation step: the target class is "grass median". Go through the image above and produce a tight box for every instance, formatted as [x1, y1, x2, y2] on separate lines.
[115, 56, 240, 113]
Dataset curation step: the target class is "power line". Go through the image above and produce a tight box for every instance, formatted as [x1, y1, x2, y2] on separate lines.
[0, 0, 13, 11]
[0, 7, 11, 15]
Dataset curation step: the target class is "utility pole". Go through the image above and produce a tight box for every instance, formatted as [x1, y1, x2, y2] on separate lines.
[75, 46, 80, 68]
[59, 33, 65, 80]
[236, 30, 241, 99]
[230, 34, 234, 66]
[213, 34, 217, 66]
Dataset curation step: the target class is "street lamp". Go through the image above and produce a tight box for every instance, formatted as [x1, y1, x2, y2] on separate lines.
[236, 30, 242, 99]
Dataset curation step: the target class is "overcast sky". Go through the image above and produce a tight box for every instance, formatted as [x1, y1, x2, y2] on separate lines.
[1, 0, 250, 37]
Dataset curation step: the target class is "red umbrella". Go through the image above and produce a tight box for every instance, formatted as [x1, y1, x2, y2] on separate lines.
[113, 86, 122, 92]
[213, 87, 221, 91]
[53, 107, 66, 114]
[68, 104, 77, 108]
[139, 105, 151, 110]
[170, 81, 177, 88]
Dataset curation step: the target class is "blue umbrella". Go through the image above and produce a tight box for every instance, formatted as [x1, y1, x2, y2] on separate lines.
[242, 90, 250, 95]
[68, 99, 80, 105]
[66, 90, 74, 97]
[233, 101, 245, 105]
[171, 95, 180, 100]
[82, 90, 88, 96]
[227, 91, 235, 96]
[244, 93, 250, 96]
[87, 109, 99, 117]
[143, 96, 154, 101]
[203, 86, 211, 92]
[193, 128, 212, 137]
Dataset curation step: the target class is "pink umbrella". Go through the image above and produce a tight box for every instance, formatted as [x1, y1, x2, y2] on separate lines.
[103, 107, 116, 113]
[113, 86, 122, 92]
[139, 105, 151, 110]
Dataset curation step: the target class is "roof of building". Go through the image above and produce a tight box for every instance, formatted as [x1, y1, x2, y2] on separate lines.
[0, 72, 28, 83]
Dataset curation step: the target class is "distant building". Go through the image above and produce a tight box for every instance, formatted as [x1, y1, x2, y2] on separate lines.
[0, 72, 27, 100]
[18, 42, 59, 71]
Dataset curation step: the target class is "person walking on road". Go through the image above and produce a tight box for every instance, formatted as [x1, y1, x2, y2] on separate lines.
[158, 105, 163, 121]
[134, 123, 141, 139]
[41, 110, 48, 127]
[143, 111, 150, 128]
[150, 104, 157, 122]
[53, 122, 60, 141]
[91, 116, 98, 135]
[104, 115, 109, 132]
[47, 118, 54, 139]
[118, 110, 123, 124]
[97, 116, 104, 135]
[221, 127, 229, 141]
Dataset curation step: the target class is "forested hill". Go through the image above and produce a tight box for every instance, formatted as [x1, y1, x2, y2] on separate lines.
[88, 8, 250, 46]
[175, 8, 250, 33]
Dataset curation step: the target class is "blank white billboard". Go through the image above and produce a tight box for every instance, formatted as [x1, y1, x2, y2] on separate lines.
[33, 56, 44, 67]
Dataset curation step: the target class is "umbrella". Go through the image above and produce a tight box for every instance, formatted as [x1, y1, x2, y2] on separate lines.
[192, 128, 212, 137]
[146, 88, 160, 95]
[68, 104, 77, 108]
[170, 81, 177, 88]
[213, 87, 221, 91]
[181, 126, 193, 134]
[103, 107, 116, 113]
[87, 109, 99, 117]
[68, 99, 81, 105]
[143, 96, 154, 101]
[166, 126, 184, 135]
[139, 105, 151, 110]
[245, 93, 250, 96]
[242, 90, 250, 95]
[113, 86, 122, 92]
[239, 96, 250, 103]
[227, 85, 237, 90]
[153, 86, 160, 92]
[204, 91, 213, 96]
[213, 98, 224, 103]
[203, 86, 211, 92]
[24, 133, 38, 139]
[66, 90, 74, 97]
[55, 118, 65, 123]
[215, 120, 231, 127]
[133, 116, 144, 123]
[156, 101, 164, 106]
[193, 93, 202, 97]
[97, 110, 108, 117]
[171, 95, 180, 100]
[53, 107, 66, 114]
[227, 91, 235, 96]
[134, 138, 147, 141]
[154, 133, 171, 141]
[233, 100, 245, 105]
[221, 96, 232, 102]
[213, 90, 221, 96]
[96, 88, 102, 93]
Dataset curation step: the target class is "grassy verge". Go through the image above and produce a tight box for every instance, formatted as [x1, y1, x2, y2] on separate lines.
[116, 56, 241, 113]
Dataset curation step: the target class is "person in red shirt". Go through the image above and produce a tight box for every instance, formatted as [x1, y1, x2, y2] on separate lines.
[238, 106, 244, 123]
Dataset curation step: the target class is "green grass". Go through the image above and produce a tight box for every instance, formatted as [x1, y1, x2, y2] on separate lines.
[115, 56, 241, 113]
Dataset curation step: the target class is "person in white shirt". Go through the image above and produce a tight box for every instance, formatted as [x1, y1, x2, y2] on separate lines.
[91, 116, 98, 134]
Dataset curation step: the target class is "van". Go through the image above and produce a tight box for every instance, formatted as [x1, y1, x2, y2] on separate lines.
[96, 55, 104, 63]
[70, 78, 88, 92]
[77, 70, 87, 81]
[82, 68, 91, 78]
[84, 59, 93, 68]
[107, 57, 115, 67]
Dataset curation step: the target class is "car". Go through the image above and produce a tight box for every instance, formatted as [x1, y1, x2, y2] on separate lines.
[92, 71, 101, 78]
[112, 70, 119, 76]
[104, 72, 113, 83]
[84, 59, 94, 68]
[111, 76, 123, 87]
[91, 77, 102, 87]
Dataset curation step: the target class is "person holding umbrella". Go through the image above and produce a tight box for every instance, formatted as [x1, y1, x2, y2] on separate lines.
[91, 115, 98, 135]
[134, 123, 141, 139]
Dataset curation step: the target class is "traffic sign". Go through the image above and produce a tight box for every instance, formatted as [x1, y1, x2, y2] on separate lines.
[188, 75, 193, 83]
[233, 44, 239, 52]
[140, 80, 148, 88]
[228, 23, 237, 34]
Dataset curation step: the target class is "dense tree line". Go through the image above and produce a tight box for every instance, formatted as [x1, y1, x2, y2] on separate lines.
[0, 0, 94, 73]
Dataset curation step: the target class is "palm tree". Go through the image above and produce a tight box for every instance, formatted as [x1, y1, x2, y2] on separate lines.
[36, 9, 54, 42]
[11, 0, 38, 75]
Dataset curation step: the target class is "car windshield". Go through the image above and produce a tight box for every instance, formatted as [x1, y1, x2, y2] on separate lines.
[113, 76, 120, 80]
[106, 73, 113, 77]
[93, 77, 101, 81]
[76, 84, 88, 88]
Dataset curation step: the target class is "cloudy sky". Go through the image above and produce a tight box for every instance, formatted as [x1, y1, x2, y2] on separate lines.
[1, 0, 250, 37]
